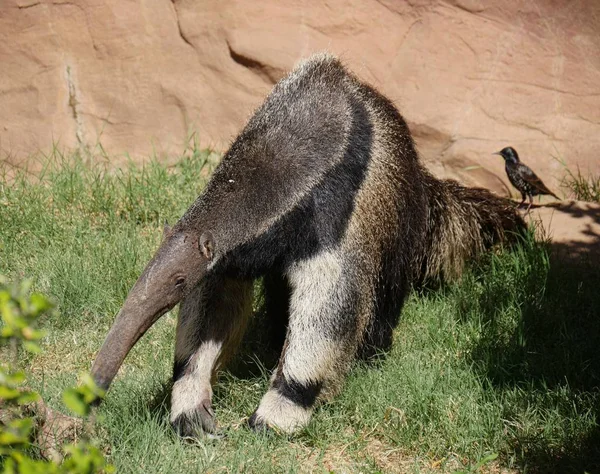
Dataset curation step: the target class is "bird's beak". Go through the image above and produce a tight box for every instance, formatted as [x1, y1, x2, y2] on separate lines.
[492, 152, 502, 156]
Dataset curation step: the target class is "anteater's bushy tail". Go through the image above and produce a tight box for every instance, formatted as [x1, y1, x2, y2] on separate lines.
[417, 172, 526, 283]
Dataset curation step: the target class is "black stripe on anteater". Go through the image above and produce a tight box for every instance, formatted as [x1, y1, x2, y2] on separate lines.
[272, 375, 323, 409]
[215, 94, 373, 279]
[172, 357, 190, 382]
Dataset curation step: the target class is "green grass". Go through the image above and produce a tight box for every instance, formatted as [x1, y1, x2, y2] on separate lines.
[561, 166, 600, 203]
[556, 155, 600, 203]
[1, 151, 599, 473]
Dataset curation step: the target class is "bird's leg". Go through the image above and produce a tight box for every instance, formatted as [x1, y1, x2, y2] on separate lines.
[525, 195, 533, 213]
[518, 194, 526, 208]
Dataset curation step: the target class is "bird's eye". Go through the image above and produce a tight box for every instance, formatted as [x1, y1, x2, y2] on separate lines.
[175, 277, 186, 288]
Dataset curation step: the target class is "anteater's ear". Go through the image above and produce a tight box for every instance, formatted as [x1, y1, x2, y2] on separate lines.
[163, 221, 172, 240]
[199, 231, 214, 261]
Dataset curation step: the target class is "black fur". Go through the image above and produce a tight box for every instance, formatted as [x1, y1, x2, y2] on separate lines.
[207, 94, 373, 279]
[262, 272, 291, 350]
[272, 376, 322, 409]
[247, 411, 266, 432]
[172, 402, 216, 437]
[172, 358, 188, 383]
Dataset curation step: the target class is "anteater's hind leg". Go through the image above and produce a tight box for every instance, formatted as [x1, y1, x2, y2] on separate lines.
[248, 251, 362, 433]
[170, 275, 253, 438]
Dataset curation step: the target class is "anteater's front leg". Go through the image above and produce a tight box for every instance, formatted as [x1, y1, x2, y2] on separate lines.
[170, 275, 253, 437]
[249, 251, 362, 433]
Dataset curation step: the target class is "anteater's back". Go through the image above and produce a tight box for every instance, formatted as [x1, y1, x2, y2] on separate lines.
[183, 54, 427, 281]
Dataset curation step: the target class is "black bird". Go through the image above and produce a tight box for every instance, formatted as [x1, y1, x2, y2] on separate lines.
[493, 146, 559, 210]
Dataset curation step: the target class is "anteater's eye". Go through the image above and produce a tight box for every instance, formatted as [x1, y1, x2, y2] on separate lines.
[175, 277, 186, 288]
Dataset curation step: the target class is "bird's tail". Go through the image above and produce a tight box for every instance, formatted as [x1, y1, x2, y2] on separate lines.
[416, 172, 527, 282]
[536, 179, 560, 201]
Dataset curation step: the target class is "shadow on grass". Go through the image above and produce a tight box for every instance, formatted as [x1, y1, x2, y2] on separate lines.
[145, 382, 172, 419]
[465, 238, 600, 473]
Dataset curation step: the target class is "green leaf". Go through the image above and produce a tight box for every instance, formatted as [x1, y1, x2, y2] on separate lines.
[1, 456, 18, 474]
[0, 277, 110, 471]
[9, 417, 34, 432]
[1, 302, 16, 326]
[0, 386, 21, 400]
[22, 326, 46, 341]
[16, 390, 40, 405]
[63, 388, 90, 416]
[22, 340, 42, 354]
[29, 293, 53, 315]
[79, 373, 106, 401]
[2, 370, 26, 386]
[0, 430, 28, 445]
[0, 419, 33, 446]
[11, 455, 56, 474]
[61, 443, 113, 473]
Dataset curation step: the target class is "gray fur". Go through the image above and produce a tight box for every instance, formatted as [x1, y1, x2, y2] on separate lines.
[91, 53, 525, 436]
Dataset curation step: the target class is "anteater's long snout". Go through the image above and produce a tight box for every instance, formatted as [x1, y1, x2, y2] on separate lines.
[91, 282, 172, 391]
[90, 224, 210, 393]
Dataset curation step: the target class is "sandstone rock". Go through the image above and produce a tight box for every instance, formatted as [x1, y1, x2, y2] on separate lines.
[1, 0, 599, 196]
[526, 201, 600, 264]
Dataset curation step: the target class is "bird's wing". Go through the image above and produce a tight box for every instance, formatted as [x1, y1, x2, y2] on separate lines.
[517, 163, 559, 198]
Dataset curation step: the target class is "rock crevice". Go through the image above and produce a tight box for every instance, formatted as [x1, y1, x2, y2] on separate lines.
[65, 65, 87, 151]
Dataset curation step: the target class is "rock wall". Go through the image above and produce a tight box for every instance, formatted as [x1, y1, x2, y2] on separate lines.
[1, 0, 599, 196]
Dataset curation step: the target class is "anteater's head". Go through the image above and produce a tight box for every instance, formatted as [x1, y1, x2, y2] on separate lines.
[91, 225, 214, 391]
